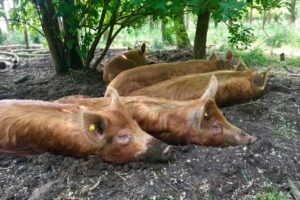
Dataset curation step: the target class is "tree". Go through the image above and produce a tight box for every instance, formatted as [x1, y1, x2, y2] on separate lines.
[0, 0, 9, 30]
[11, 0, 170, 74]
[289, 0, 296, 23]
[189, 0, 288, 59]
[9, 0, 44, 48]
[173, 9, 191, 49]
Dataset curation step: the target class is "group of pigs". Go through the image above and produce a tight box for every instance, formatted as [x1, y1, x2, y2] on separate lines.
[0, 44, 271, 163]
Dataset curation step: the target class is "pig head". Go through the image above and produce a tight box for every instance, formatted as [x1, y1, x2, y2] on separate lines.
[129, 66, 272, 107]
[103, 43, 147, 84]
[105, 50, 234, 96]
[0, 88, 172, 163]
[57, 79, 256, 147]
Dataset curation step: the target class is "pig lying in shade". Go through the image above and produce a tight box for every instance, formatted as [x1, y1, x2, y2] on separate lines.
[0, 88, 173, 163]
[103, 43, 147, 84]
[129, 67, 272, 107]
[57, 79, 257, 147]
[105, 50, 233, 96]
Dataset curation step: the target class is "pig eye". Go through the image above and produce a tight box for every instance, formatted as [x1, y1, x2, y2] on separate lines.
[87, 123, 103, 135]
[204, 111, 211, 120]
[88, 124, 96, 132]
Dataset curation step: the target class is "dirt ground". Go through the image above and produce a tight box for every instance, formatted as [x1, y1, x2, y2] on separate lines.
[0, 49, 299, 200]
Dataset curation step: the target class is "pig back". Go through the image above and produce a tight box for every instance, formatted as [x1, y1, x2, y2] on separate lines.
[107, 59, 224, 96]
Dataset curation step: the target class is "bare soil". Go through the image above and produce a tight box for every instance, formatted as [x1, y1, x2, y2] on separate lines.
[0, 49, 299, 200]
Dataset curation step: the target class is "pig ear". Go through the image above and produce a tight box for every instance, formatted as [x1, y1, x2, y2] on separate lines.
[225, 50, 233, 68]
[209, 51, 218, 61]
[225, 50, 233, 61]
[106, 86, 122, 107]
[235, 58, 247, 71]
[82, 112, 105, 140]
[140, 43, 146, 54]
[190, 98, 214, 127]
[252, 66, 272, 88]
[201, 75, 218, 100]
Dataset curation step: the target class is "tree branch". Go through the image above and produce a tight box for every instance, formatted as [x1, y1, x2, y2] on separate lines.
[2, 19, 45, 37]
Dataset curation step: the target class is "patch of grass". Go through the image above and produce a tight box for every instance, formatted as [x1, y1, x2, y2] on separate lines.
[286, 57, 300, 67]
[265, 26, 300, 48]
[254, 187, 292, 200]
[232, 48, 278, 67]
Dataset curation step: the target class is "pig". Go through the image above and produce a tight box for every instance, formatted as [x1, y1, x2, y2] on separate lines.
[129, 67, 272, 107]
[56, 79, 257, 147]
[105, 50, 234, 96]
[103, 43, 147, 84]
[0, 88, 173, 163]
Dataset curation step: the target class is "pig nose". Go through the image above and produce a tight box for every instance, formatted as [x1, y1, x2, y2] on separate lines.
[138, 138, 175, 162]
[248, 134, 257, 144]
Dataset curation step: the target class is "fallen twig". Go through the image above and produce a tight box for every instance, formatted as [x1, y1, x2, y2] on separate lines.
[0, 51, 20, 65]
[283, 66, 300, 76]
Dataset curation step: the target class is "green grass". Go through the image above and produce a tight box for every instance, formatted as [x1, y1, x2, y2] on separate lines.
[286, 57, 300, 67]
[233, 48, 278, 67]
[254, 188, 292, 200]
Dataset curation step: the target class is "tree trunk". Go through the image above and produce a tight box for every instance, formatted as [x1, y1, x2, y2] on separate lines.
[174, 11, 191, 49]
[149, 16, 155, 29]
[62, 0, 84, 70]
[161, 19, 174, 45]
[23, 25, 29, 49]
[33, 0, 69, 74]
[249, 7, 253, 24]
[193, 11, 210, 59]
[161, 19, 167, 43]
[0, 0, 9, 31]
[290, 0, 296, 23]
[262, 10, 267, 29]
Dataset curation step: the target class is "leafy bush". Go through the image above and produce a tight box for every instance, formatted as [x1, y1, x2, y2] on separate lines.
[266, 28, 300, 48]
[286, 57, 300, 67]
[255, 188, 292, 200]
[5, 31, 24, 44]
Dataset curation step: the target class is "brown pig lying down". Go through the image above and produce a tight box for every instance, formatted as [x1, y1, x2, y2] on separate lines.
[103, 43, 147, 84]
[105, 50, 234, 96]
[56, 80, 257, 147]
[129, 67, 272, 107]
[0, 88, 173, 163]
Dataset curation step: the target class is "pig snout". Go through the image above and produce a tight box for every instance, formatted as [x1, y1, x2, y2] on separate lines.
[138, 138, 175, 162]
[230, 131, 257, 146]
